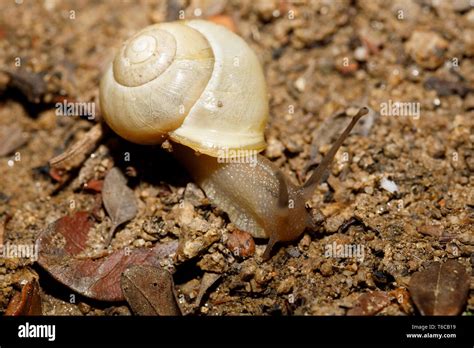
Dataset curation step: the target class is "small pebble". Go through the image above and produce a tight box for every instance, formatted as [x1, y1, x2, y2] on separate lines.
[383, 143, 401, 159]
[405, 31, 448, 69]
[265, 138, 285, 159]
[286, 246, 301, 258]
[354, 46, 368, 61]
[276, 277, 295, 294]
[184, 182, 206, 206]
[320, 261, 333, 277]
[294, 76, 306, 92]
[225, 229, 255, 258]
[380, 177, 399, 194]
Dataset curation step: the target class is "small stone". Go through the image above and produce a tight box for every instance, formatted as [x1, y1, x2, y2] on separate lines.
[298, 234, 312, 250]
[77, 302, 91, 314]
[171, 201, 195, 227]
[301, 92, 324, 114]
[176, 228, 221, 262]
[426, 136, 445, 158]
[184, 182, 206, 207]
[286, 246, 301, 258]
[179, 279, 200, 300]
[294, 76, 306, 92]
[324, 213, 346, 234]
[407, 65, 421, 82]
[388, 68, 404, 86]
[405, 31, 448, 69]
[253, 0, 277, 21]
[37, 110, 56, 130]
[451, 0, 473, 12]
[225, 229, 255, 258]
[320, 261, 333, 276]
[265, 138, 285, 159]
[380, 177, 399, 194]
[255, 266, 274, 285]
[383, 143, 401, 159]
[463, 93, 474, 111]
[276, 276, 295, 294]
[240, 260, 257, 281]
[197, 252, 228, 273]
[354, 46, 368, 61]
[283, 134, 304, 154]
[417, 224, 443, 237]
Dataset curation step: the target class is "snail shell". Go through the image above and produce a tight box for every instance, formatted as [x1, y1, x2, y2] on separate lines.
[100, 20, 269, 157]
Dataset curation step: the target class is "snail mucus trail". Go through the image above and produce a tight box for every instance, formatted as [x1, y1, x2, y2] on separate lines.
[99, 20, 368, 260]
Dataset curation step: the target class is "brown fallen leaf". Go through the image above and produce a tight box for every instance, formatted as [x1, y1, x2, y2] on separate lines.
[409, 260, 470, 315]
[0, 124, 29, 157]
[121, 265, 182, 316]
[102, 167, 138, 244]
[49, 123, 103, 171]
[5, 279, 42, 316]
[347, 291, 391, 316]
[36, 211, 178, 301]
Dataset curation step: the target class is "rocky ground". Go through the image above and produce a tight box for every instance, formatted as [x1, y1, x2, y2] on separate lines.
[0, 0, 472, 316]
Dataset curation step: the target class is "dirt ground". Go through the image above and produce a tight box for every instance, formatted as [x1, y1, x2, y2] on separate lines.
[0, 0, 473, 316]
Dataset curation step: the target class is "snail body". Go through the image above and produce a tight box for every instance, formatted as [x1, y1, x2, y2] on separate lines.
[173, 109, 366, 259]
[100, 20, 367, 259]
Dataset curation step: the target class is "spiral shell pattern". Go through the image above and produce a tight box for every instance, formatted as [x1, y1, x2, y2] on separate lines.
[100, 20, 268, 157]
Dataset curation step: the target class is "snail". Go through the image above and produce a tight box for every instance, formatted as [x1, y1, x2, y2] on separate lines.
[100, 19, 367, 260]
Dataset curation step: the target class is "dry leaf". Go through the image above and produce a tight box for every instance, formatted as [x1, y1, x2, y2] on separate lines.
[49, 124, 103, 171]
[409, 260, 470, 315]
[5, 279, 42, 316]
[121, 265, 182, 316]
[36, 212, 178, 301]
[0, 124, 29, 157]
[347, 291, 391, 316]
[102, 167, 138, 243]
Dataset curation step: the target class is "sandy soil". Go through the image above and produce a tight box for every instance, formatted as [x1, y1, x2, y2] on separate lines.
[0, 0, 472, 316]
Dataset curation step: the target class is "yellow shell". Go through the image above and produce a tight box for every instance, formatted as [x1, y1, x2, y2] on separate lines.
[100, 20, 269, 157]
